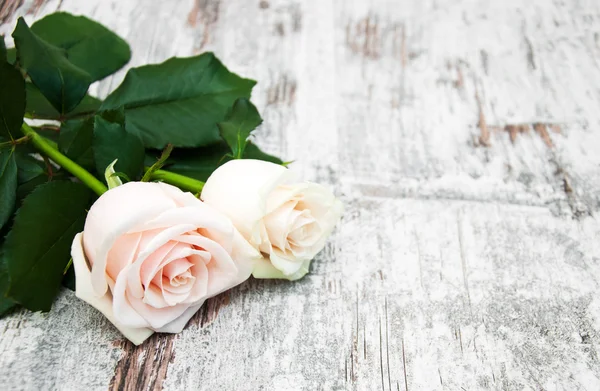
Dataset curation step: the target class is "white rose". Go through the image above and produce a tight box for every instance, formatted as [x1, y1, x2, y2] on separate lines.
[201, 160, 343, 281]
[71, 182, 260, 345]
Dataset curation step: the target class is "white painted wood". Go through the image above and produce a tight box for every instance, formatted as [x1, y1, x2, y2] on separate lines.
[2, 0, 600, 390]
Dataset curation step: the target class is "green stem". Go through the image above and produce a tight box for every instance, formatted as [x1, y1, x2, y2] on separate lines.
[146, 168, 205, 194]
[0, 135, 31, 149]
[21, 123, 108, 196]
[141, 144, 173, 182]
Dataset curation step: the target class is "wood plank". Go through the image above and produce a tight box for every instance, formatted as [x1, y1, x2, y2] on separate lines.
[1, 0, 600, 390]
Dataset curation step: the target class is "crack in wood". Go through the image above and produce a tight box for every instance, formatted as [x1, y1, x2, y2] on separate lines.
[401, 336, 409, 391]
[456, 211, 472, 312]
[0, 0, 23, 24]
[26, 0, 46, 16]
[266, 74, 297, 106]
[346, 15, 381, 59]
[193, 291, 231, 328]
[110, 333, 176, 391]
[474, 86, 490, 147]
[379, 316, 385, 391]
[188, 0, 220, 51]
[385, 297, 391, 391]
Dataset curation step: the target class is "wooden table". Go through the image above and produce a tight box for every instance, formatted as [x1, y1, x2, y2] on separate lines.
[2, 0, 600, 390]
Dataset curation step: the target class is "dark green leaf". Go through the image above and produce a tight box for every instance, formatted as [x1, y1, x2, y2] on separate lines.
[14, 151, 44, 183]
[243, 141, 284, 164]
[25, 83, 101, 120]
[98, 107, 125, 125]
[6, 48, 16, 65]
[12, 17, 93, 114]
[0, 249, 17, 316]
[33, 126, 60, 144]
[0, 36, 6, 60]
[101, 53, 256, 148]
[62, 263, 75, 291]
[0, 149, 17, 230]
[93, 114, 144, 180]
[16, 174, 49, 203]
[29, 12, 130, 81]
[0, 61, 25, 139]
[4, 181, 93, 311]
[218, 98, 262, 159]
[10, 149, 53, 206]
[156, 141, 283, 182]
[15, 170, 68, 206]
[58, 118, 95, 170]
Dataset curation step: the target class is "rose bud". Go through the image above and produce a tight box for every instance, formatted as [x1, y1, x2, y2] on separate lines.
[201, 159, 343, 281]
[71, 182, 260, 345]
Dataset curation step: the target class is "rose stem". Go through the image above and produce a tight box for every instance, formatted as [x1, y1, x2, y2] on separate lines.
[144, 168, 205, 194]
[20, 123, 108, 196]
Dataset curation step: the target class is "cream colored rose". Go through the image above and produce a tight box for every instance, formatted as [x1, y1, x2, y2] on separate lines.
[201, 160, 343, 281]
[71, 182, 260, 345]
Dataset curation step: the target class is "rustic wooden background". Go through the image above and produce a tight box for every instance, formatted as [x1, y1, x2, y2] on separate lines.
[2, 0, 600, 390]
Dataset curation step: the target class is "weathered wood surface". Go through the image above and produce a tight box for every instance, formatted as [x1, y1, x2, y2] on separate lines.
[2, 0, 600, 390]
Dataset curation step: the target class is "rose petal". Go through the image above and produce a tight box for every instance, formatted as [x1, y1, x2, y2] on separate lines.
[176, 234, 237, 274]
[252, 255, 311, 281]
[140, 241, 179, 289]
[106, 232, 143, 281]
[163, 258, 194, 280]
[84, 182, 177, 296]
[72, 233, 154, 345]
[157, 182, 203, 207]
[265, 183, 307, 214]
[175, 234, 238, 296]
[140, 205, 233, 237]
[229, 229, 262, 282]
[112, 265, 153, 328]
[263, 200, 297, 251]
[128, 291, 191, 329]
[127, 224, 196, 299]
[184, 253, 209, 301]
[304, 196, 344, 258]
[269, 248, 306, 275]
[153, 302, 204, 333]
[288, 214, 320, 249]
[143, 283, 170, 308]
[201, 159, 296, 245]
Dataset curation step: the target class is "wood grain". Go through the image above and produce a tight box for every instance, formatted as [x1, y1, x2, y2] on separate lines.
[2, 0, 600, 390]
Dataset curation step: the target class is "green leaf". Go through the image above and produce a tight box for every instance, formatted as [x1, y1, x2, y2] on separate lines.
[0, 60, 25, 139]
[16, 174, 50, 204]
[156, 141, 283, 182]
[218, 98, 262, 159]
[243, 141, 284, 164]
[0, 249, 17, 316]
[101, 53, 256, 148]
[6, 48, 16, 65]
[62, 262, 75, 291]
[58, 118, 95, 170]
[14, 151, 45, 183]
[28, 12, 131, 81]
[0, 149, 17, 230]
[4, 181, 93, 311]
[93, 114, 144, 181]
[0, 36, 6, 60]
[12, 17, 93, 114]
[25, 83, 101, 120]
[0, 218, 17, 315]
